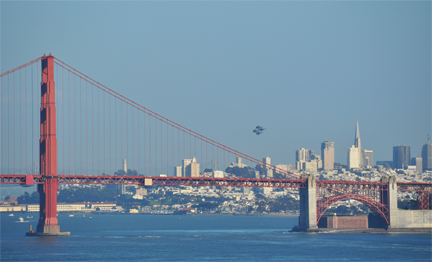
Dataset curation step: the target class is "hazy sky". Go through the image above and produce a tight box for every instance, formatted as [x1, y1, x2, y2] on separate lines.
[1, 1, 431, 167]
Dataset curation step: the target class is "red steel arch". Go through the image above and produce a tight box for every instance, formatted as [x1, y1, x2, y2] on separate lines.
[316, 193, 389, 225]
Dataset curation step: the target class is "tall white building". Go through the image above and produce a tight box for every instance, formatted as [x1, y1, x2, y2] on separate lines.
[321, 141, 335, 170]
[363, 149, 374, 167]
[348, 145, 361, 169]
[296, 149, 322, 172]
[176, 157, 200, 177]
[263, 157, 273, 178]
[175, 166, 182, 177]
[213, 170, 224, 178]
[233, 156, 247, 168]
[348, 121, 371, 169]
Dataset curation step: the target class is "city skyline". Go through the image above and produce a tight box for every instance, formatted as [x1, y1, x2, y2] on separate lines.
[1, 1, 430, 167]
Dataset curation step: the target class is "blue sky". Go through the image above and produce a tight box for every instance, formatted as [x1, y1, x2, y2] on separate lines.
[1, 1, 431, 168]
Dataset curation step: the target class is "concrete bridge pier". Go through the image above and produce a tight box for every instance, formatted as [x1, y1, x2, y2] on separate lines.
[299, 174, 318, 231]
[381, 176, 432, 229]
[380, 176, 398, 228]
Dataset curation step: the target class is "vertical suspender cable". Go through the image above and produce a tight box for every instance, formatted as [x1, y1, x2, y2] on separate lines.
[32, 66, 34, 173]
[102, 86, 105, 174]
[114, 94, 116, 174]
[138, 108, 140, 175]
[206, 142, 207, 174]
[25, 67, 28, 173]
[167, 122, 168, 176]
[131, 97, 134, 173]
[131, 95, 134, 173]
[183, 131, 185, 163]
[161, 120, 162, 175]
[12, 73, 14, 172]
[62, 66, 65, 174]
[80, 78, 82, 175]
[178, 129, 180, 173]
[5, 75, 9, 172]
[119, 92, 122, 173]
[36, 63, 39, 174]
[86, 80, 88, 175]
[149, 115, 151, 176]
[68, 71, 71, 174]
[75, 73, 77, 174]
[172, 125, 174, 176]
[155, 117, 157, 176]
[125, 96, 129, 175]
[143, 112, 147, 176]
[223, 149, 225, 177]
[110, 90, 113, 175]
[19, 70, 22, 173]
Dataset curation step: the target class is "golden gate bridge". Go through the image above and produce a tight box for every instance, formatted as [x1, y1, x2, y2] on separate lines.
[1, 55, 431, 235]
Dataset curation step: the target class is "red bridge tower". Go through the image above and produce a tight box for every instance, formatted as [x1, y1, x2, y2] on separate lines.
[27, 54, 69, 236]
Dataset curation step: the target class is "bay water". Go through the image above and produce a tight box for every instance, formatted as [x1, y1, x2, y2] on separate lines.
[1, 213, 431, 261]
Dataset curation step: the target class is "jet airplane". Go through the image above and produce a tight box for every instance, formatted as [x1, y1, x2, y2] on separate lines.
[253, 125, 265, 135]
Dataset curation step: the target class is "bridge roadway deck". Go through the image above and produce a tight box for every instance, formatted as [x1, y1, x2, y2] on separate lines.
[1, 174, 431, 191]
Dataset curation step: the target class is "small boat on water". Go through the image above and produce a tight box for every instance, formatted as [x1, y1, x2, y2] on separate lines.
[26, 215, 33, 218]
[17, 217, 28, 223]
[8, 214, 14, 217]
[69, 215, 74, 217]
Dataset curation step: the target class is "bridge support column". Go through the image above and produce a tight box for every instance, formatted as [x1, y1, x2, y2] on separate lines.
[380, 176, 398, 228]
[27, 54, 69, 236]
[36, 178, 60, 234]
[299, 174, 318, 231]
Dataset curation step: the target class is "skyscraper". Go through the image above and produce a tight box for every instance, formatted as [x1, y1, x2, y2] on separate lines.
[393, 145, 410, 169]
[363, 149, 374, 167]
[296, 148, 312, 162]
[348, 145, 361, 169]
[321, 141, 335, 170]
[296, 148, 311, 170]
[263, 157, 273, 178]
[177, 157, 200, 177]
[411, 157, 423, 173]
[422, 139, 432, 171]
[348, 121, 367, 169]
[296, 148, 321, 172]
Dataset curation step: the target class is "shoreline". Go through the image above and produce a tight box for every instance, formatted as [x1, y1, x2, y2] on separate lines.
[291, 227, 432, 234]
[3, 211, 300, 217]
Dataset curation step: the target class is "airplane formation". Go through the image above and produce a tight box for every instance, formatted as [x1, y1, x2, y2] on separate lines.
[253, 125, 265, 135]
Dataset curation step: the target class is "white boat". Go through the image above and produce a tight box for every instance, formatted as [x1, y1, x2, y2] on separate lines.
[17, 217, 28, 223]
[69, 215, 74, 217]
[8, 214, 14, 217]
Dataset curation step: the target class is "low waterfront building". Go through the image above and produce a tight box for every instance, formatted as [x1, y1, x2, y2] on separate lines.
[318, 214, 368, 229]
[85, 202, 117, 211]
[0, 205, 26, 212]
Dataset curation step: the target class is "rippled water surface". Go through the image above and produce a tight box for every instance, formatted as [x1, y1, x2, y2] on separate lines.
[1, 213, 431, 261]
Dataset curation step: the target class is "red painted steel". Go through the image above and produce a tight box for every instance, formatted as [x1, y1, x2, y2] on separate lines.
[0, 174, 307, 188]
[417, 191, 430, 210]
[0, 56, 43, 78]
[315, 180, 390, 224]
[53, 58, 300, 179]
[37, 54, 60, 233]
[2, 55, 432, 231]
[316, 193, 389, 224]
[0, 173, 431, 226]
